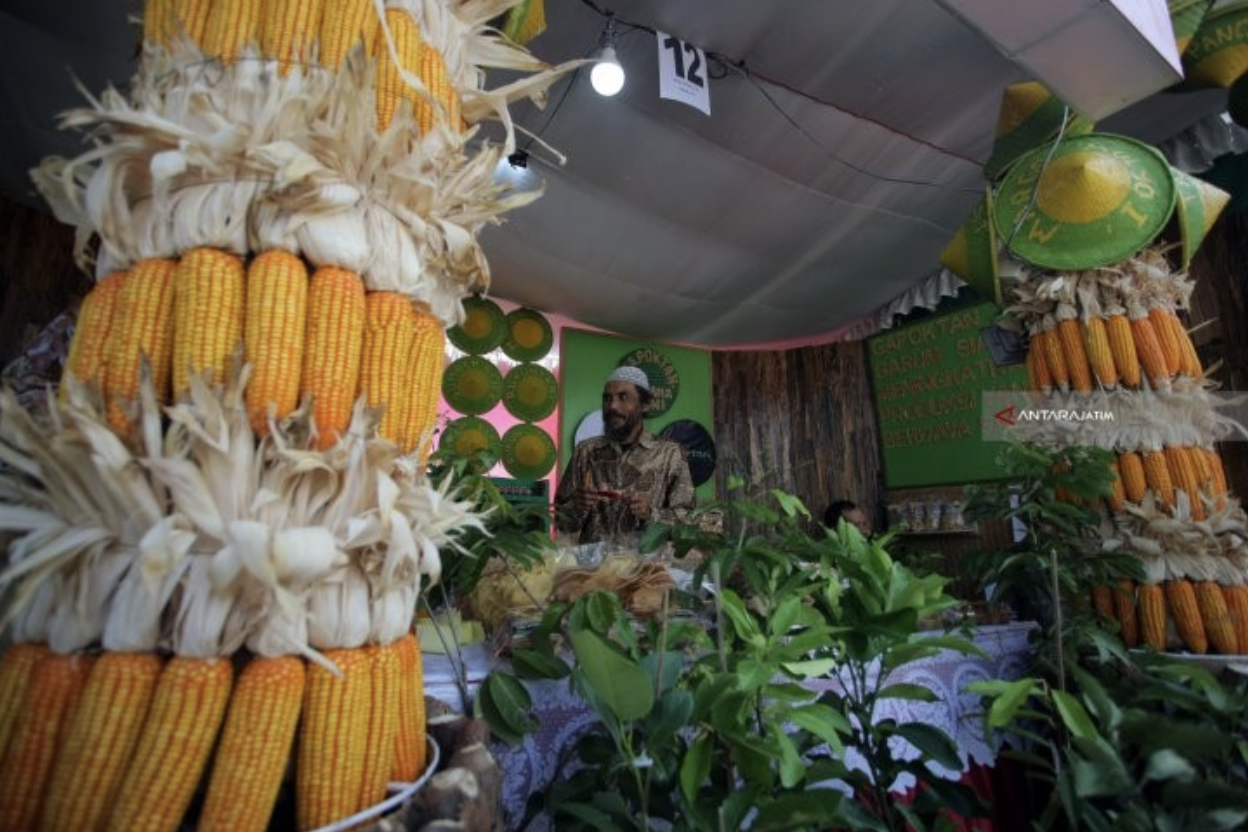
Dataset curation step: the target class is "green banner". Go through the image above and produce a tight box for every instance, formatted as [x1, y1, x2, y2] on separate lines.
[869, 302, 1027, 488]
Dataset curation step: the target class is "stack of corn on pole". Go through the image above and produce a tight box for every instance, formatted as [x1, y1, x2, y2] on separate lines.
[0, 1, 571, 830]
[1003, 245, 1248, 657]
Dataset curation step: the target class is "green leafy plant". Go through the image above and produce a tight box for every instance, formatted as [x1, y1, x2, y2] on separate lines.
[480, 479, 991, 831]
[964, 442, 1248, 829]
[963, 443, 1144, 669]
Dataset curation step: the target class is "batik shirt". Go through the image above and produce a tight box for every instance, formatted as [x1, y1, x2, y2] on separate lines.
[554, 431, 696, 544]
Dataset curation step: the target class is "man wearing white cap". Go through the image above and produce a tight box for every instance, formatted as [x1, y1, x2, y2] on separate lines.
[554, 366, 695, 544]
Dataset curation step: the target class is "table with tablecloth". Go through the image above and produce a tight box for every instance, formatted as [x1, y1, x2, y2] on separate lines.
[423, 621, 1038, 829]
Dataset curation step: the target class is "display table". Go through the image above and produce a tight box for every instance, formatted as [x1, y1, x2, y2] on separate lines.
[423, 621, 1037, 829]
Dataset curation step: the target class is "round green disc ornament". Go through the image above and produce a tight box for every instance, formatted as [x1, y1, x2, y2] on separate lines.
[447, 296, 506, 355]
[442, 355, 503, 416]
[440, 416, 502, 461]
[501, 308, 553, 362]
[501, 424, 557, 479]
[502, 363, 559, 422]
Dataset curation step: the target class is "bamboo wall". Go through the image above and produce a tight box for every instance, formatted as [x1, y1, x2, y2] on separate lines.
[0, 197, 89, 367]
[1188, 209, 1248, 501]
[710, 340, 885, 531]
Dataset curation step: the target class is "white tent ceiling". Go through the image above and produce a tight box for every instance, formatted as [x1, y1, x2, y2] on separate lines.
[0, 0, 1231, 348]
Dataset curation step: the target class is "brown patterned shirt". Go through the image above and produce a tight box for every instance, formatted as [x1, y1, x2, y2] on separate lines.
[554, 431, 696, 544]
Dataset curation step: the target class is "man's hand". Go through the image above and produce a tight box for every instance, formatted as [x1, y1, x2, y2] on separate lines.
[573, 490, 608, 515]
[624, 491, 652, 521]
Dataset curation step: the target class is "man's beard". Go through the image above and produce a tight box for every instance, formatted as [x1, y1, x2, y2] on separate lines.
[604, 408, 640, 442]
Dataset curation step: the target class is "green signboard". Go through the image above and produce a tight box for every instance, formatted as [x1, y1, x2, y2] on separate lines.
[869, 302, 1028, 488]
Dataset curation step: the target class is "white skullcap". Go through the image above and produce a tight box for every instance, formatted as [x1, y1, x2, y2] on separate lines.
[606, 365, 651, 391]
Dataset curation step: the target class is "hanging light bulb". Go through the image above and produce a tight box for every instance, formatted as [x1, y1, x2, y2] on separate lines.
[590, 14, 625, 97]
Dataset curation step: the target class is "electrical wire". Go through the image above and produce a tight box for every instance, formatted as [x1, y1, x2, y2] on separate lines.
[570, 0, 985, 194]
[1002, 107, 1072, 253]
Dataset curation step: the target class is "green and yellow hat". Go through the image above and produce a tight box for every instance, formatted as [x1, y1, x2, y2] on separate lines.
[939, 189, 1003, 307]
[992, 134, 1177, 271]
[1170, 0, 1217, 57]
[1171, 167, 1231, 267]
[1182, 1, 1248, 88]
[983, 82, 1095, 182]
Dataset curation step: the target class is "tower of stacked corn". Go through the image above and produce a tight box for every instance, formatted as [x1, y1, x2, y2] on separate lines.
[944, 13, 1248, 657]
[0, 1, 570, 830]
[1005, 243, 1248, 657]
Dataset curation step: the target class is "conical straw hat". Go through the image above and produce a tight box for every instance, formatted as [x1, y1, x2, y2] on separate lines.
[983, 82, 1094, 182]
[940, 190, 1002, 307]
[993, 133, 1176, 270]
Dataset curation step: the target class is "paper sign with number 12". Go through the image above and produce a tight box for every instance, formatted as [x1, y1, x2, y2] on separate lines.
[656, 30, 711, 115]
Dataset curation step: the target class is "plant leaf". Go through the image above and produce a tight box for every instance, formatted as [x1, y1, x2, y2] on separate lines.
[510, 647, 571, 680]
[1052, 689, 1099, 741]
[680, 732, 713, 803]
[751, 791, 846, 832]
[894, 722, 962, 770]
[569, 626, 654, 722]
[877, 682, 938, 703]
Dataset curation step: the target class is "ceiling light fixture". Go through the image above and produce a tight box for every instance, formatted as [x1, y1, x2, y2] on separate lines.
[590, 13, 625, 97]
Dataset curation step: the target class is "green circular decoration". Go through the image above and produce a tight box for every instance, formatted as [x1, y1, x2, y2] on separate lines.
[501, 307, 554, 362]
[502, 363, 559, 422]
[447, 296, 506, 355]
[440, 416, 502, 461]
[619, 347, 680, 418]
[442, 356, 503, 416]
[501, 424, 556, 479]
[992, 134, 1176, 271]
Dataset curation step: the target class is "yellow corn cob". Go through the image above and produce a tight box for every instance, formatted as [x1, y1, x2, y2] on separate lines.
[301, 267, 367, 451]
[359, 644, 401, 808]
[1091, 585, 1115, 623]
[1082, 317, 1117, 390]
[1106, 459, 1125, 513]
[1138, 583, 1167, 652]
[174, 0, 214, 47]
[1142, 450, 1175, 509]
[1112, 579, 1139, 648]
[245, 250, 309, 436]
[415, 45, 458, 135]
[1148, 307, 1182, 378]
[1104, 314, 1141, 389]
[1196, 581, 1238, 655]
[1130, 315, 1171, 391]
[1165, 445, 1205, 521]
[297, 648, 371, 831]
[172, 247, 246, 399]
[391, 632, 427, 782]
[1057, 318, 1093, 394]
[1188, 445, 1214, 493]
[318, 0, 377, 69]
[202, 0, 262, 63]
[1170, 313, 1203, 379]
[261, 0, 325, 74]
[399, 304, 445, 457]
[198, 656, 306, 832]
[143, 0, 179, 48]
[1205, 447, 1230, 512]
[1026, 345, 1051, 394]
[1118, 451, 1147, 504]
[0, 643, 50, 759]
[61, 271, 125, 401]
[1165, 579, 1208, 654]
[361, 292, 418, 445]
[1222, 585, 1248, 657]
[104, 258, 177, 436]
[372, 9, 422, 132]
[1035, 330, 1070, 394]
[105, 657, 234, 832]
[39, 652, 163, 832]
[0, 652, 95, 832]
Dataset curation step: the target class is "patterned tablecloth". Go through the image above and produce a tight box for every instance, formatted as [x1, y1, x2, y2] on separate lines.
[423, 621, 1037, 830]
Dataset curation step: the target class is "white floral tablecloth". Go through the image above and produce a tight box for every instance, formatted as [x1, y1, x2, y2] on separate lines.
[423, 621, 1037, 830]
